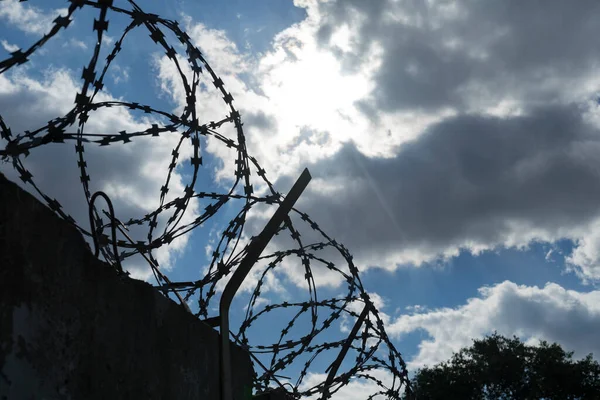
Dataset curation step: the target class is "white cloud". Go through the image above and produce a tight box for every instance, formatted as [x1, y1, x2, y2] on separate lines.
[1, 39, 19, 53]
[387, 281, 600, 369]
[110, 64, 129, 85]
[101, 35, 115, 47]
[0, 0, 68, 35]
[172, 7, 405, 183]
[299, 369, 404, 400]
[64, 38, 87, 50]
[182, 18, 250, 76]
[567, 220, 600, 282]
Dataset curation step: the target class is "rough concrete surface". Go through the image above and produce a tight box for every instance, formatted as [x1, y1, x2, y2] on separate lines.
[0, 172, 254, 399]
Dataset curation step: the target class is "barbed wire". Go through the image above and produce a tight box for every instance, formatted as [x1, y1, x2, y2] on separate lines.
[0, 1, 411, 398]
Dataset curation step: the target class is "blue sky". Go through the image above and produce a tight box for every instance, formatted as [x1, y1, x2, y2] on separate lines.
[3, 0, 600, 398]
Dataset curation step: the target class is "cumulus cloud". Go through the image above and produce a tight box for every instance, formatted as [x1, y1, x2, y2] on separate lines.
[387, 281, 600, 369]
[0, 0, 67, 35]
[566, 221, 600, 282]
[110, 64, 129, 85]
[64, 38, 87, 50]
[297, 104, 600, 269]
[299, 369, 401, 400]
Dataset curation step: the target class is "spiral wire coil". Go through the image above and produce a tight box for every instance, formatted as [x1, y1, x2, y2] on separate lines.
[0, 1, 411, 398]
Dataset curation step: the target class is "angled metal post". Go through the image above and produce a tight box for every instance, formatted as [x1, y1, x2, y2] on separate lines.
[321, 304, 370, 400]
[220, 168, 311, 400]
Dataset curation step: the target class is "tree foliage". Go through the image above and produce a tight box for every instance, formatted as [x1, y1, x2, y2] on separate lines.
[406, 333, 600, 399]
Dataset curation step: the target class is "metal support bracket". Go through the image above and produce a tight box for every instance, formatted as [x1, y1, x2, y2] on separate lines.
[321, 304, 371, 399]
[220, 168, 312, 400]
[89, 191, 124, 274]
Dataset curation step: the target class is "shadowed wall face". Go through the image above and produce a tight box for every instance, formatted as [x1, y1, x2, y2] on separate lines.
[0, 173, 253, 400]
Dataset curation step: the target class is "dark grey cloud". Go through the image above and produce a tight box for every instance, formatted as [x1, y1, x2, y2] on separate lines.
[315, 0, 600, 113]
[290, 104, 600, 267]
[244, 110, 277, 131]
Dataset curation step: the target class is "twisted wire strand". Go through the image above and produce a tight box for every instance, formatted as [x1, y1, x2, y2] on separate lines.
[0, 1, 412, 398]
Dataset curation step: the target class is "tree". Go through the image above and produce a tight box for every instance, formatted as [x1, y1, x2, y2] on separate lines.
[404, 333, 600, 399]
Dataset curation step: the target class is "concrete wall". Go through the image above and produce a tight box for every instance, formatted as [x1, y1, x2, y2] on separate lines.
[0, 173, 254, 400]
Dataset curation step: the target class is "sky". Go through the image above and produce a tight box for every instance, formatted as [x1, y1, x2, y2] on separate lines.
[3, 0, 600, 397]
